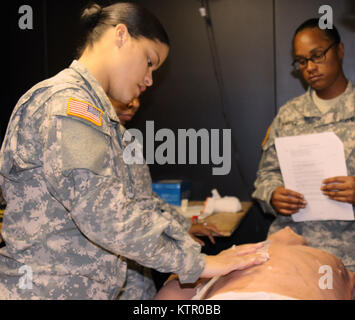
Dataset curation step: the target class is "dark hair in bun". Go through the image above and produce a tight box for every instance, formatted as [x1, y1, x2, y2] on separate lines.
[77, 2, 169, 57]
[80, 3, 103, 30]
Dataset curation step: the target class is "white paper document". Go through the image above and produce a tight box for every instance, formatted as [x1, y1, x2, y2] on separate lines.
[275, 132, 354, 222]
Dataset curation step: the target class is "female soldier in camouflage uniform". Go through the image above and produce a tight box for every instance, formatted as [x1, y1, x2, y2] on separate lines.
[253, 19, 355, 272]
[0, 2, 267, 299]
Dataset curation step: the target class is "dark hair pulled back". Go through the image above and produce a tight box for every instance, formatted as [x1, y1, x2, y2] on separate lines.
[81, 3, 103, 30]
[77, 2, 169, 57]
[292, 18, 341, 52]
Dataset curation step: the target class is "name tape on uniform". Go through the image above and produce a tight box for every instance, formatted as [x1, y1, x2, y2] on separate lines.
[67, 98, 103, 127]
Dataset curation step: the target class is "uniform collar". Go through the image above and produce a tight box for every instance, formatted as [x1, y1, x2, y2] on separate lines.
[69, 60, 120, 123]
[303, 80, 354, 119]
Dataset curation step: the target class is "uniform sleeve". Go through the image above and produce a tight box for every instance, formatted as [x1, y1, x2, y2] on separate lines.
[152, 192, 192, 232]
[252, 117, 284, 216]
[42, 93, 205, 284]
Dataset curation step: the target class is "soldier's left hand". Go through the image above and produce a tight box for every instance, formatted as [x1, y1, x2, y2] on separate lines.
[189, 223, 223, 246]
[321, 176, 355, 205]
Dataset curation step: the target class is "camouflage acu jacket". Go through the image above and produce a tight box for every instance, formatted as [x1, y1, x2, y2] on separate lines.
[0, 60, 204, 299]
[253, 81, 355, 216]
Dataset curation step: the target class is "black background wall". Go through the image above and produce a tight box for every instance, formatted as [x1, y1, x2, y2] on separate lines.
[3, 0, 355, 204]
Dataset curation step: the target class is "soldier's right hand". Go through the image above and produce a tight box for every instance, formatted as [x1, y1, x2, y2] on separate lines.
[271, 186, 307, 215]
[200, 242, 268, 279]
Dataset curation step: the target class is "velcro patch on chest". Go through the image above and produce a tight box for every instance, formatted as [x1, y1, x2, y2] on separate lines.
[67, 97, 103, 127]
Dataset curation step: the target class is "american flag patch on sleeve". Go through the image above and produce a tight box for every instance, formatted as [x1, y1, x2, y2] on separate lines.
[67, 97, 103, 126]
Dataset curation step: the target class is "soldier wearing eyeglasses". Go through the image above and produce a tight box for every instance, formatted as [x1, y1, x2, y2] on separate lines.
[253, 18, 355, 272]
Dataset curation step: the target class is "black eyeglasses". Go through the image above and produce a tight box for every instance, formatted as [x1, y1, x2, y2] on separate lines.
[292, 42, 338, 70]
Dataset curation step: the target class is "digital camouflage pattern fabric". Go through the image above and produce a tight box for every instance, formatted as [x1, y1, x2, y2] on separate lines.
[253, 82, 355, 271]
[0, 60, 205, 299]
